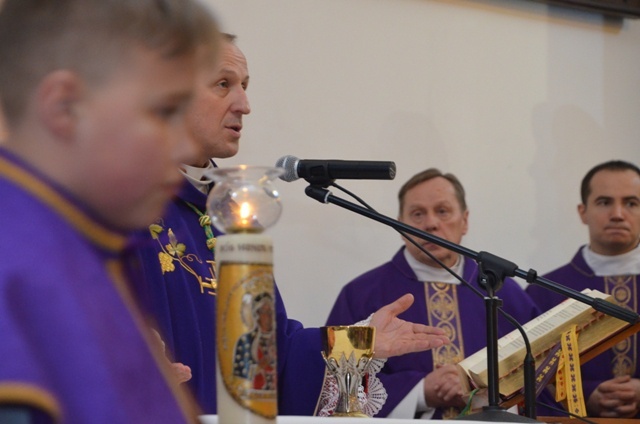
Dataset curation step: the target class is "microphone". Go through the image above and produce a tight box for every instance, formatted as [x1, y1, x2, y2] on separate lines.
[275, 155, 396, 184]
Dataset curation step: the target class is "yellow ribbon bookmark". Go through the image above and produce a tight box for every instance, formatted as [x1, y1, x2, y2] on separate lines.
[555, 324, 587, 417]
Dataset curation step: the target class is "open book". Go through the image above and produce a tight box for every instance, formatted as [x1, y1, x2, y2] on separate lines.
[457, 288, 639, 404]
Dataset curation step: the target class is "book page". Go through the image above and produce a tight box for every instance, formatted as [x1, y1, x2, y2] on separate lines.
[457, 288, 629, 397]
[461, 289, 604, 376]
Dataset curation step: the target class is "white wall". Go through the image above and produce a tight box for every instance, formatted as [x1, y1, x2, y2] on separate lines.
[205, 0, 640, 327]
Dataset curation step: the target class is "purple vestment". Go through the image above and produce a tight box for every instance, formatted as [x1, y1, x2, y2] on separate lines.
[128, 174, 326, 415]
[0, 148, 197, 423]
[326, 248, 541, 418]
[527, 246, 640, 415]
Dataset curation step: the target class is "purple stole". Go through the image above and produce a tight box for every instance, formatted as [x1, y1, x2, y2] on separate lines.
[425, 282, 465, 365]
[425, 282, 465, 418]
[604, 275, 637, 377]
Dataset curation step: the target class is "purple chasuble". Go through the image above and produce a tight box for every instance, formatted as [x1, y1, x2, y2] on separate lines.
[326, 247, 541, 418]
[527, 246, 640, 416]
[128, 169, 326, 415]
[0, 148, 197, 423]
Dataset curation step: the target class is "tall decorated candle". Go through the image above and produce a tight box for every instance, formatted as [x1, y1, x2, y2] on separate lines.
[207, 166, 283, 424]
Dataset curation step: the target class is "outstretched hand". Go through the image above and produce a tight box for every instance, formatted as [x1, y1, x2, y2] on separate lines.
[370, 293, 450, 358]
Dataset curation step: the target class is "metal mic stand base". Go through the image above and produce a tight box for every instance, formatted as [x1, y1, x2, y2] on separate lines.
[455, 406, 542, 422]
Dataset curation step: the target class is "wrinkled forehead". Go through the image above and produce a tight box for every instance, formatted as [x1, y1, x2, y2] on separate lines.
[403, 177, 461, 207]
[215, 42, 248, 76]
[195, 41, 248, 87]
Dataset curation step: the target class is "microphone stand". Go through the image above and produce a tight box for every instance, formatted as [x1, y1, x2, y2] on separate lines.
[304, 184, 639, 422]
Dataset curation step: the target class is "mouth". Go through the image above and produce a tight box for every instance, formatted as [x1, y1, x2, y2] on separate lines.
[226, 124, 242, 136]
[605, 226, 629, 232]
[603, 227, 632, 237]
[421, 241, 439, 250]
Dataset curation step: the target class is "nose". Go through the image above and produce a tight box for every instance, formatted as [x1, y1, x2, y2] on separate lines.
[610, 202, 625, 221]
[232, 89, 251, 115]
[422, 213, 439, 232]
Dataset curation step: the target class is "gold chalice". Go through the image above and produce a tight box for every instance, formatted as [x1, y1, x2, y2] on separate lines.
[320, 326, 376, 417]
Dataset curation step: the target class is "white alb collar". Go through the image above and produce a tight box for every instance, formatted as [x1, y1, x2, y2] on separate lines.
[582, 243, 640, 276]
[180, 162, 216, 194]
[403, 248, 464, 284]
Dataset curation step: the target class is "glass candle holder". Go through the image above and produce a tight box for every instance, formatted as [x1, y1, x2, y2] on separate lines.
[207, 165, 283, 234]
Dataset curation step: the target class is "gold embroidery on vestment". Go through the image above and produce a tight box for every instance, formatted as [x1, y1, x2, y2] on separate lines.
[149, 220, 217, 296]
[604, 275, 637, 377]
[425, 282, 464, 419]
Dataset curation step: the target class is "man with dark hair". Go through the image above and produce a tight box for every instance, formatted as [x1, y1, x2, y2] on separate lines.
[0, 0, 220, 422]
[327, 168, 539, 419]
[527, 160, 640, 418]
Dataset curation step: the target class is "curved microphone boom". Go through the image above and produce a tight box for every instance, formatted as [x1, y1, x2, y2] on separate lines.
[275, 155, 396, 185]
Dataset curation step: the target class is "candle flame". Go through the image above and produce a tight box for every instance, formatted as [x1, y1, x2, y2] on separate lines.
[239, 202, 252, 227]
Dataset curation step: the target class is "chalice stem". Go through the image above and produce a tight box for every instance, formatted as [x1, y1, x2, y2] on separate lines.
[335, 372, 360, 414]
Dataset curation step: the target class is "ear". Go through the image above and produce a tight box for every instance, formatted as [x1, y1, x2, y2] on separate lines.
[35, 70, 82, 141]
[577, 203, 588, 225]
[0, 104, 8, 142]
[461, 209, 469, 236]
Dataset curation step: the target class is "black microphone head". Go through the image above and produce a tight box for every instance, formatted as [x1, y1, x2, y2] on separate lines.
[275, 155, 300, 182]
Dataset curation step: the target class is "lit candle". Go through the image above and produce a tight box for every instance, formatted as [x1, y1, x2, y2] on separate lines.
[207, 166, 283, 424]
